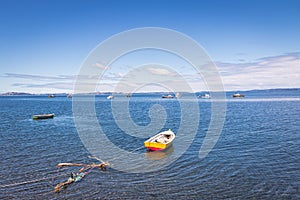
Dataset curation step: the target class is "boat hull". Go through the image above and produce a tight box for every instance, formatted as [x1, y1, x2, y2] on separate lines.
[144, 142, 172, 151]
[162, 95, 173, 98]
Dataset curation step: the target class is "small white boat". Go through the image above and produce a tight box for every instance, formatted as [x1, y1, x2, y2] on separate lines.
[107, 95, 114, 99]
[175, 92, 181, 98]
[232, 93, 245, 98]
[198, 93, 210, 99]
[144, 129, 175, 151]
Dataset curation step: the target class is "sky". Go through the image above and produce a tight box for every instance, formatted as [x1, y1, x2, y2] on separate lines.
[0, 0, 299, 93]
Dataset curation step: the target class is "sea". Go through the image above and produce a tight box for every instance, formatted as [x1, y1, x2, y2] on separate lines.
[0, 89, 299, 199]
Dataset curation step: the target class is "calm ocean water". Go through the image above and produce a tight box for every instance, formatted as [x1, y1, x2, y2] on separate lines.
[0, 89, 299, 199]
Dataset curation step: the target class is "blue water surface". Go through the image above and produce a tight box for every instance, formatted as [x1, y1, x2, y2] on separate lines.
[0, 90, 299, 199]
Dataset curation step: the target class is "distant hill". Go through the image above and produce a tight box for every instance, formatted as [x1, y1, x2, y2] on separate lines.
[0, 92, 33, 96]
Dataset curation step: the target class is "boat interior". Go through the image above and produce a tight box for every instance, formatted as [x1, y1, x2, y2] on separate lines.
[151, 134, 174, 144]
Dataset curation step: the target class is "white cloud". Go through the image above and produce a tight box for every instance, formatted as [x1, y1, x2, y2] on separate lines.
[146, 67, 174, 76]
[92, 62, 109, 70]
[2, 53, 300, 93]
[218, 53, 300, 91]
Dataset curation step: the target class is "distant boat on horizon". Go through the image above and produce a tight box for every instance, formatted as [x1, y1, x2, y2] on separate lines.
[48, 94, 55, 98]
[107, 95, 114, 99]
[175, 92, 181, 98]
[232, 93, 245, 98]
[162, 94, 174, 99]
[198, 93, 210, 99]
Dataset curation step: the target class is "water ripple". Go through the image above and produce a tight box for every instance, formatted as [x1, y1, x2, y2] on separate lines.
[0, 95, 299, 199]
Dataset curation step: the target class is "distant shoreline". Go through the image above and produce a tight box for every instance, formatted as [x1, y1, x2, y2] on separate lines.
[0, 88, 299, 96]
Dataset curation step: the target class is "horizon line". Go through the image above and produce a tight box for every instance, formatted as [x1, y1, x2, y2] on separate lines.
[1, 87, 299, 95]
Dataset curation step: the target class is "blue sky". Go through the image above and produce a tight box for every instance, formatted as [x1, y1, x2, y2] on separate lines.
[0, 0, 299, 93]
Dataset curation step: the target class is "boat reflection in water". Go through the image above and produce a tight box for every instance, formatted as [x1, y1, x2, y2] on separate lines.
[145, 145, 174, 161]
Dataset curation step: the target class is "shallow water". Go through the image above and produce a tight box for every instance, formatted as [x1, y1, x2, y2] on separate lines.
[0, 90, 299, 199]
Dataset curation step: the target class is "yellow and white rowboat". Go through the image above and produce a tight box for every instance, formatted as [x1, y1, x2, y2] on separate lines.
[144, 129, 175, 151]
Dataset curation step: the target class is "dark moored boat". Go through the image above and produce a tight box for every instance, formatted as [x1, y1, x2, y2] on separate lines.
[32, 113, 55, 120]
[162, 94, 174, 99]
